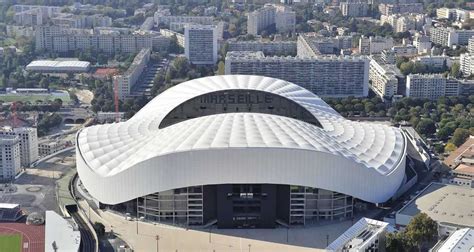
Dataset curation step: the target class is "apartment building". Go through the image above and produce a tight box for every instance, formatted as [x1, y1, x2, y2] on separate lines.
[227, 40, 297, 56]
[436, 8, 470, 22]
[154, 14, 213, 26]
[406, 74, 460, 100]
[160, 29, 185, 47]
[113, 48, 151, 100]
[13, 4, 62, 26]
[184, 25, 217, 65]
[379, 2, 423, 16]
[0, 127, 38, 168]
[412, 33, 431, 54]
[35, 26, 155, 53]
[369, 58, 400, 98]
[247, 4, 295, 35]
[0, 135, 21, 180]
[340, 1, 369, 17]
[413, 55, 448, 70]
[297, 34, 352, 57]
[380, 14, 428, 33]
[430, 27, 474, 47]
[225, 51, 369, 97]
[359, 36, 394, 55]
[460, 53, 474, 77]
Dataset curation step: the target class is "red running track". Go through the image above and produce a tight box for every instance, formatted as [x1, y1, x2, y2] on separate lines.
[0, 223, 44, 252]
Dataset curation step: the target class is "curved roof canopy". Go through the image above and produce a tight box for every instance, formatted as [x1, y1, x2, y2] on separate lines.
[76, 75, 406, 204]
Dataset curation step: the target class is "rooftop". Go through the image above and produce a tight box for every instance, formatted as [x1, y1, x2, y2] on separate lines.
[444, 136, 474, 168]
[326, 218, 391, 251]
[397, 183, 474, 227]
[432, 228, 474, 252]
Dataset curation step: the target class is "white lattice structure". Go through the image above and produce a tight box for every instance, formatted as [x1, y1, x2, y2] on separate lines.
[76, 75, 406, 205]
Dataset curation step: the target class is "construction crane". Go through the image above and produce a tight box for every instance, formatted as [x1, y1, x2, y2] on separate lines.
[113, 77, 120, 123]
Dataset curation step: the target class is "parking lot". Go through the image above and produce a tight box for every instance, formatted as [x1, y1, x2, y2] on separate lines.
[0, 152, 76, 216]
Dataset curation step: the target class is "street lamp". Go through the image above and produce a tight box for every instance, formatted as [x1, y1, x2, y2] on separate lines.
[156, 235, 160, 252]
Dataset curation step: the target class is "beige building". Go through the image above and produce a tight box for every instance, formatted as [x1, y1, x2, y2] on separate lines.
[368, 58, 400, 99]
[340, 1, 368, 17]
[113, 48, 151, 100]
[406, 74, 460, 100]
[247, 4, 295, 35]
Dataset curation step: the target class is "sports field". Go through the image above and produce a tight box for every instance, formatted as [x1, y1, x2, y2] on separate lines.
[0, 92, 71, 104]
[0, 234, 21, 252]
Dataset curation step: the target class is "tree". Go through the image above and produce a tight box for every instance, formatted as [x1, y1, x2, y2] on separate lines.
[93, 222, 105, 237]
[450, 62, 462, 78]
[405, 213, 437, 250]
[217, 61, 225, 75]
[416, 118, 436, 136]
[445, 142, 457, 152]
[452, 128, 470, 147]
[386, 232, 408, 252]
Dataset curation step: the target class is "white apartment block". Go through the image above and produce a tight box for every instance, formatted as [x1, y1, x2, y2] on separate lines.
[154, 15, 213, 26]
[160, 29, 185, 47]
[225, 51, 369, 97]
[436, 8, 470, 22]
[380, 14, 428, 33]
[12, 5, 62, 26]
[35, 26, 154, 53]
[297, 34, 352, 57]
[379, 3, 423, 16]
[0, 127, 38, 168]
[113, 48, 151, 100]
[414, 55, 448, 69]
[359, 36, 394, 55]
[227, 40, 297, 55]
[184, 25, 217, 65]
[247, 4, 295, 35]
[369, 58, 400, 98]
[430, 27, 474, 47]
[460, 53, 474, 77]
[340, 2, 369, 17]
[469, 37, 474, 54]
[413, 33, 432, 54]
[406, 74, 460, 100]
[0, 135, 21, 180]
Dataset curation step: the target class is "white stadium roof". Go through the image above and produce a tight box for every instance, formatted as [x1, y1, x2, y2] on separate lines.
[76, 75, 406, 204]
[26, 60, 90, 72]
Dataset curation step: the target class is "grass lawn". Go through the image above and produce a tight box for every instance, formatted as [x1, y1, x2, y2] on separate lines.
[0, 92, 71, 104]
[0, 234, 22, 252]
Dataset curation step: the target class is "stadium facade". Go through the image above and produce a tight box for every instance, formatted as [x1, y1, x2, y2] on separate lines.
[76, 75, 407, 228]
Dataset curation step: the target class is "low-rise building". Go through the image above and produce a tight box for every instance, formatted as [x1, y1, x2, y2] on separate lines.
[326, 218, 392, 252]
[26, 59, 90, 73]
[396, 182, 473, 236]
[413, 55, 448, 70]
[359, 36, 394, 55]
[430, 228, 474, 252]
[413, 33, 432, 54]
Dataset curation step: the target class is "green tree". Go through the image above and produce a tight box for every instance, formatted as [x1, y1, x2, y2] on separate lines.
[450, 62, 462, 78]
[452, 128, 470, 147]
[386, 232, 408, 252]
[416, 118, 436, 136]
[405, 213, 437, 251]
[445, 142, 457, 152]
[93, 222, 105, 237]
[217, 61, 225, 75]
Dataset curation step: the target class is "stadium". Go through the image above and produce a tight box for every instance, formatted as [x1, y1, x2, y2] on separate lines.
[76, 75, 407, 228]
